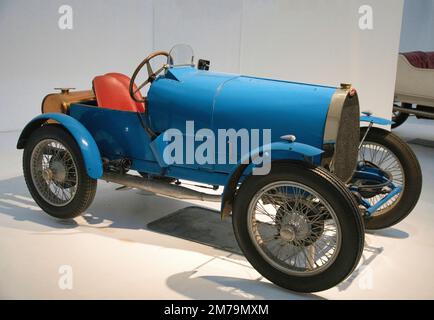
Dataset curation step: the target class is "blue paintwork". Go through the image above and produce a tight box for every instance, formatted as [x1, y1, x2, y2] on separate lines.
[360, 114, 394, 126]
[148, 66, 336, 172]
[220, 140, 324, 212]
[282, 141, 324, 157]
[149, 131, 324, 169]
[17, 113, 103, 179]
[69, 104, 231, 185]
[352, 168, 390, 185]
[18, 63, 397, 216]
[365, 185, 402, 215]
[69, 105, 153, 162]
[237, 141, 324, 171]
[149, 133, 170, 168]
[351, 162, 393, 187]
[350, 162, 402, 216]
[66, 66, 338, 186]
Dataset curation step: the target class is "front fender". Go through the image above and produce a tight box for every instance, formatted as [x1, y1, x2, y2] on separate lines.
[17, 113, 103, 179]
[220, 141, 324, 217]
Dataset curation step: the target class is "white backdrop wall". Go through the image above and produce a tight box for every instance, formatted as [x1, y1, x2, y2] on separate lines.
[239, 0, 403, 122]
[0, 0, 154, 131]
[400, 0, 434, 52]
[0, 0, 404, 131]
[153, 0, 243, 73]
[153, 0, 403, 121]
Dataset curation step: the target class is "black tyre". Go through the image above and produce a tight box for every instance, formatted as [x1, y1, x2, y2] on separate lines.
[358, 127, 422, 230]
[232, 162, 364, 293]
[392, 103, 411, 129]
[23, 125, 97, 219]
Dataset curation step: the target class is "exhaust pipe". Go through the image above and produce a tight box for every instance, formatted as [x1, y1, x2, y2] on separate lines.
[102, 172, 221, 202]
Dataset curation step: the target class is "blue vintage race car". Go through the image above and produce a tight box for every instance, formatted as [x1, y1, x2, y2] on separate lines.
[17, 45, 422, 292]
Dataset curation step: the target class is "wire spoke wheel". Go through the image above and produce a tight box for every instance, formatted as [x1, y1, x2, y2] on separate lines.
[247, 181, 342, 276]
[358, 141, 404, 215]
[23, 125, 97, 219]
[30, 139, 78, 206]
[356, 128, 422, 230]
[232, 163, 364, 292]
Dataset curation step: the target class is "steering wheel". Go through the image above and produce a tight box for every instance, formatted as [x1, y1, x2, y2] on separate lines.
[129, 50, 169, 103]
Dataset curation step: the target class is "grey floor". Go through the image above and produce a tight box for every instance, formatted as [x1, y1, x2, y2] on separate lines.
[0, 116, 433, 299]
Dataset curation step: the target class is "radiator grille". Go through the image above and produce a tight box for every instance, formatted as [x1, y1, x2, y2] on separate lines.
[333, 95, 360, 182]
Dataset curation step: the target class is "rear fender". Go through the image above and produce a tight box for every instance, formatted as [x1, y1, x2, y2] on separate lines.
[17, 113, 103, 179]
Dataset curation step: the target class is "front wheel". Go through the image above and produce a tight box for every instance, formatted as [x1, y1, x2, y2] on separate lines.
[358, 127, 422, 230]
[23, 125, 97, 219]
[232, 162, 364, 293]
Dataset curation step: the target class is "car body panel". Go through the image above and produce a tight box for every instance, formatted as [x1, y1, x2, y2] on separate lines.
[69, 104, 230, 185]
[148, 66, 337, 172]
[148, 67, 238, 132]
[220, 140, 324, 214]
[18, 65, 360, 199]
[360, 114, 393, 126]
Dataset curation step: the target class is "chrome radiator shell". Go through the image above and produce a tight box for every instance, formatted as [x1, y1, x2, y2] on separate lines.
[322, 87, 360, 182]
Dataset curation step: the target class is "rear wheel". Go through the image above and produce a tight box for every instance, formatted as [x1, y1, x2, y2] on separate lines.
[23, 125, 97, 219]
[232, 162, 364, 293]
[358, 127, 422, 229]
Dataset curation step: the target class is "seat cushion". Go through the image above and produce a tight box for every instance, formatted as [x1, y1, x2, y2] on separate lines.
[93, 73, 145, 112]
[402, 51, 434, 69]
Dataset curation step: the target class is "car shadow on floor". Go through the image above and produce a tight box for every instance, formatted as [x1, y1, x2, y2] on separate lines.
[365, 228, 409, 239]
[165, 270, 322, 300]
[0, 175, 405, 297]
[0, 175, 221, 254]
[0, 178, 79, 230]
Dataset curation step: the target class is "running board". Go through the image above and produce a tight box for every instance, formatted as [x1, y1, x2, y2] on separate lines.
[102, 172, 222, 202]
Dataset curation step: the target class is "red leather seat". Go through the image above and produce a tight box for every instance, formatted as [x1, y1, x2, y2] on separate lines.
[402, 51, 434, 69]
[93, 73, 145, 112]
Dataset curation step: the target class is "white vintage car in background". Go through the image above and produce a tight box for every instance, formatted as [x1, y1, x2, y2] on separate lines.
[392, 51, 434, 128]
